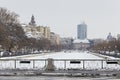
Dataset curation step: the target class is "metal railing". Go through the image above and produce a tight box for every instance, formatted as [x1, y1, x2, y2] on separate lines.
[0, 59, 120, 70]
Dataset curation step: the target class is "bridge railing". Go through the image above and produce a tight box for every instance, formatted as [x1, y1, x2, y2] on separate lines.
[0, 59, 120, 70]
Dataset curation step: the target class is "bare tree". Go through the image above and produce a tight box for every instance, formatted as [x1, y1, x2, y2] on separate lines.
[0, 7, 19, 25]
[0, 7, 27, 52]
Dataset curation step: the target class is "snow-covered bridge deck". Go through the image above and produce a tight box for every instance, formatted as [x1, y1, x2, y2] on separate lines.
[0, 51, 120, 76]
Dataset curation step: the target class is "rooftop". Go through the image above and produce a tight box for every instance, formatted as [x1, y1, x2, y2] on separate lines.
[73, 39, 90, 43]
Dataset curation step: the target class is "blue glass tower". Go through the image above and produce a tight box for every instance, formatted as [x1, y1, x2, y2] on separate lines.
[77, 22, 87, 40]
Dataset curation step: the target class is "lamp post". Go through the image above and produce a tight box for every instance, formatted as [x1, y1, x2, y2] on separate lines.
[98, 48, 100, 53]
[115, 45, 117, 55]
[104, 47, 106, 54]
[108, 46, 111, 55]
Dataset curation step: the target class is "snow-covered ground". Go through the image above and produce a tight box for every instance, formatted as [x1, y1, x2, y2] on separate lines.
[0, 51, 120, 70]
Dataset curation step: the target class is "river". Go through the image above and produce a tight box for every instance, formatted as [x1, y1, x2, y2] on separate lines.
[0, 76, 120, 80]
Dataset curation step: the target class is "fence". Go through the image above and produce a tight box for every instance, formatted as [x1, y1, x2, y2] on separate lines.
[0, 59, 120, 70]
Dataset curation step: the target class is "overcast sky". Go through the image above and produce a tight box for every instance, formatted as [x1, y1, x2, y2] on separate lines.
[0, 0, 120, 39]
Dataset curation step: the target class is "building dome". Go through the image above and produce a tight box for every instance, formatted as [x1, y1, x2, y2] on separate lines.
[107, 33, 113, 41]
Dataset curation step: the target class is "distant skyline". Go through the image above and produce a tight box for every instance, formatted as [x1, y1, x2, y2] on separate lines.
[0, 0, 120, 39]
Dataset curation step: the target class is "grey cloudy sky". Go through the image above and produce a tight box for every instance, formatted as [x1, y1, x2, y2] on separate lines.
[0, 0, 120, 39]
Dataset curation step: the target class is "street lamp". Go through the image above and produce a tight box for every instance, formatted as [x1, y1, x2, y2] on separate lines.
[115, 45, 117, 55]
[108, 46, 111, 54]
[104, 47, 106, 54]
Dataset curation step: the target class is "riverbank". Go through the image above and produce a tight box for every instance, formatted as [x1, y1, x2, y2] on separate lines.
[0, 75, 119, 80]
[0, 69, 120, 77]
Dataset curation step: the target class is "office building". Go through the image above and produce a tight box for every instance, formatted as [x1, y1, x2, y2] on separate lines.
[77, 22, 87, 40]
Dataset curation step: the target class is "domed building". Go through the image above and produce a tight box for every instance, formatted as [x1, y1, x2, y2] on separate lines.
[107, 32, 113, 41]
[73, 39, 90, 50]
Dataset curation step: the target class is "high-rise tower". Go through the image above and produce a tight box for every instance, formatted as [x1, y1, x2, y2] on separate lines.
[77, 22, 87, 40]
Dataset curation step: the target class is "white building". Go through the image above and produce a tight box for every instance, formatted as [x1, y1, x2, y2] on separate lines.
[73, 39, 90, 50]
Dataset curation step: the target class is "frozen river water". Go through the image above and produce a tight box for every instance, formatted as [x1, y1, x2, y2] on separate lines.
[2, 51, 117, 60]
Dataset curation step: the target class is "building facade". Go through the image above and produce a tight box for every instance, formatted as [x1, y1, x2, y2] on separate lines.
[50, 32, 60, 45]
[60, 38, 73, 50]
[77, 22, 87, 40]
[73, 39, 90, 50]
[22, 15, 51, 39]
[117, 34, 120, 40]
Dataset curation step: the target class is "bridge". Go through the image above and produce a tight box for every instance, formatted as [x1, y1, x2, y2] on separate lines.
[0, 58, 120, 76]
